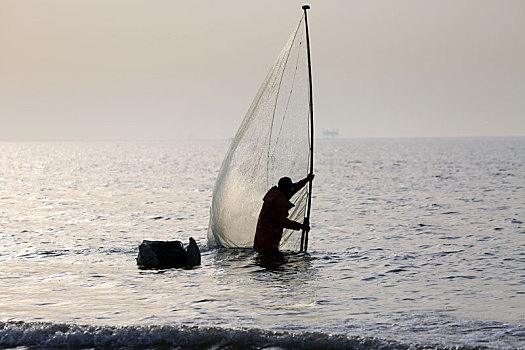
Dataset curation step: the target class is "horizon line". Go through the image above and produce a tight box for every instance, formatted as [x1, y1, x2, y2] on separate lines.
[1, 135, 524, 143]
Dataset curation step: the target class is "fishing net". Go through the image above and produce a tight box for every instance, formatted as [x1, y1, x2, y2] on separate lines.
[207, 16, 311, 250]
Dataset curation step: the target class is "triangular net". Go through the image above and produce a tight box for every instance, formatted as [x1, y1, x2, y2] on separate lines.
[207, 16, 310, 251]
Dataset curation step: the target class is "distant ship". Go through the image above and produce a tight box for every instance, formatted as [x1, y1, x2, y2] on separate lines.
[322, 130, 339, 137]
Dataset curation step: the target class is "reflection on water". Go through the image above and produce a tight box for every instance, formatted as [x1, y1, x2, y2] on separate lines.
[213, 248, 315, 285]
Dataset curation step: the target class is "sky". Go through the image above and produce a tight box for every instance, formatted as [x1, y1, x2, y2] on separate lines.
[1, 0, 524, 140]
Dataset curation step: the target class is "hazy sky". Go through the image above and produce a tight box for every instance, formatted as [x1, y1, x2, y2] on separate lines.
[1, 0, 524, 140]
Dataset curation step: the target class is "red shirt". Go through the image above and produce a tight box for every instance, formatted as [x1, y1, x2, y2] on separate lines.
[253, 178, 308, 254]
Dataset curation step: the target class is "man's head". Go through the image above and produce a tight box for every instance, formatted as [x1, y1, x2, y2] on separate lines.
[278, 177, 294, 199]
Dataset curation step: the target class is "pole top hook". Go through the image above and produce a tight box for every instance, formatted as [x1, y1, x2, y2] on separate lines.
[302, 5, 310, 10]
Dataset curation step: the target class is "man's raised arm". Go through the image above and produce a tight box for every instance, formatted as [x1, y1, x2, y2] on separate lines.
[291, 173, 315, 197]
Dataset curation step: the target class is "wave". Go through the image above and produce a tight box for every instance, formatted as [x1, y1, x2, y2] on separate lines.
[0, 321, 486, 350]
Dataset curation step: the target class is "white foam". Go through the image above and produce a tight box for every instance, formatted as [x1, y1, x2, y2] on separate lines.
[0, 321, 404, 349]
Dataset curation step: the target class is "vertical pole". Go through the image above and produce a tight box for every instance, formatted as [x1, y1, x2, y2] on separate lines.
[301, 4, 314, 252]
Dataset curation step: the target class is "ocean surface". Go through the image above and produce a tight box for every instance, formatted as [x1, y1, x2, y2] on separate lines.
[0, 138, 524, 349]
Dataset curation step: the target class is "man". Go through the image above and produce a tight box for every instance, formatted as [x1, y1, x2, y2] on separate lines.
[253, 173, 315, 254]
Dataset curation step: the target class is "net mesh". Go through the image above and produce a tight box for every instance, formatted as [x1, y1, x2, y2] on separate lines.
[207, 16, 310, 251]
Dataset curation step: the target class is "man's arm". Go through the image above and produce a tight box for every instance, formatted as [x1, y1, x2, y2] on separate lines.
[291, 173, 315, 197]
[272, 202, 308, 231]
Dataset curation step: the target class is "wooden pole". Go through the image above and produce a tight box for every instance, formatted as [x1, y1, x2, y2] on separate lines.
[301, 4, 314, 252]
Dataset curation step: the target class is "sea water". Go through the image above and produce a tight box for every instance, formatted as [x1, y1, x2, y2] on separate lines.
[0, 138, 523, 349]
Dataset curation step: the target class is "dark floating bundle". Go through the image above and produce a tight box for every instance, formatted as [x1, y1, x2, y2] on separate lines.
[137, 237, 201, 269]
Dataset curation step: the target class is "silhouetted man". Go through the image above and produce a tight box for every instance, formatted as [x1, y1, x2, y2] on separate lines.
[253, 174, 314, 255]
